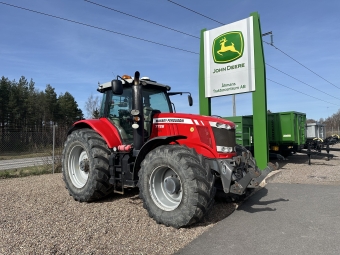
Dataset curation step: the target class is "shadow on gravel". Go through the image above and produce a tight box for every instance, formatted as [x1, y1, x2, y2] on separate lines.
[89, 182, 292, 229]
[238, 187, 289, 213]
[93, 187, 140, 204]
[190, 200, 238, 228]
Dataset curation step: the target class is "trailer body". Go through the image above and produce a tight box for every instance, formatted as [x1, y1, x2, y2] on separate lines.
[224, 111, 306, 156]
[222, 116, 253, 149]
[268, 111, 306, 154]
[306, 122, 325, 139]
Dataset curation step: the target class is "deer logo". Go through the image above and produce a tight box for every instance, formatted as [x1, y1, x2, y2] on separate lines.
[217, 37, 241, 56]
[212, 31, 244, 63]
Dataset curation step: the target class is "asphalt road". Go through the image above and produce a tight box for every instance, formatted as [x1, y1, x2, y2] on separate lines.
[0, 157, 51, 171]
[176, 183, 340, 255]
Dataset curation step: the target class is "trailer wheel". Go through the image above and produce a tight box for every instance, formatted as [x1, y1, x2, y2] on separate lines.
[138, 145, 213, 228]
[62, 128, 113, 202]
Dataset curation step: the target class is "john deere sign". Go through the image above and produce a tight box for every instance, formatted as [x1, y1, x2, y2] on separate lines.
[212, 31, 244, 63]
[199, 12, 268, 170]
[204, 17, 255, 97]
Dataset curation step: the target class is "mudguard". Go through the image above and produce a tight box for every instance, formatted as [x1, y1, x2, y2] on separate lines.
[133, 135, 186, 173]
[68, 118, 123, 148]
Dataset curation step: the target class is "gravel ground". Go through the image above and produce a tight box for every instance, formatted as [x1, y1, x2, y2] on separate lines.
[0, 175, 236, 255]
[269, 143, 340, 185]
[1, 143, 339, 255]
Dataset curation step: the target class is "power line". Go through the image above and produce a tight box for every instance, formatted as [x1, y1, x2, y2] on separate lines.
[84, 0, 199, 39]
[267, 78, 339, 106]
[266, 63, 340, 101]
[0, 1, 198, 55]
[263, 41, 340, 90]
[167, 0, 340, 92]
[167, 0, 224, 25]
[2, 1, 338, 107]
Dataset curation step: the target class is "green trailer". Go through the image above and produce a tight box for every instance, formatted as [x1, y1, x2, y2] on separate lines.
[223, 116, 253, 149]
[224, 111, 306, 156]
[268, 111, 306, 156]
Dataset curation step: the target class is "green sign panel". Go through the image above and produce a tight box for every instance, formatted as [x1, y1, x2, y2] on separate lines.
[212, 31, 244, 64]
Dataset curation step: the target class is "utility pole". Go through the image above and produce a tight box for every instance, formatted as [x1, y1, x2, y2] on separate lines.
[232, 95, 236, 116]
[262, 31, 273, 45]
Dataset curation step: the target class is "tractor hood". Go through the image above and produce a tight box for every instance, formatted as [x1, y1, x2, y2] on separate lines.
[152, 113, 236, 129]
[150, 112, 237, 159]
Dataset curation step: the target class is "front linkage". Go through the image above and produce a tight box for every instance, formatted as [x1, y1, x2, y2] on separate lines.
[208, 145, 279, 197]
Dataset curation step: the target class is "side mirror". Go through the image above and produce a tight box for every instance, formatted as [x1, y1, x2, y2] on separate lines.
[188, 95, 193, 106]
[111, 80, 123, 95]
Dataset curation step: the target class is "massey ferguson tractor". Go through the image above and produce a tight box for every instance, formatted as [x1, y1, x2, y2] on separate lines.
[62, 71, 278, 228]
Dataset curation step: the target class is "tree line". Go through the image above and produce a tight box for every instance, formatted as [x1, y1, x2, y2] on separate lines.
[0, 76, 83, 132]
[322, 109, 340, 134]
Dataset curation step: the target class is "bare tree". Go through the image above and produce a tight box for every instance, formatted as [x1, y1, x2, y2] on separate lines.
[306, 118, 317, 124]
[323, 109, 340, 136]
[85, 94, 101, 119]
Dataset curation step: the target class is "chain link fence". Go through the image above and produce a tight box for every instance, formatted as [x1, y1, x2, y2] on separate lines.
[0, 126, 68, 173]
[1, 123, 338, 175]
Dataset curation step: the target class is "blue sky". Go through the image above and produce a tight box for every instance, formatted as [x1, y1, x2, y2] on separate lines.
[1, 0, 340, 120]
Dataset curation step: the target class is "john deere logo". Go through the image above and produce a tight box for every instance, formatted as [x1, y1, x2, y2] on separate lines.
[212, 31, 244, 63]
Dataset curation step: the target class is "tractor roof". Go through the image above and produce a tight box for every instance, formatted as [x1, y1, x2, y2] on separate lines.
[97, 77, 171, 93]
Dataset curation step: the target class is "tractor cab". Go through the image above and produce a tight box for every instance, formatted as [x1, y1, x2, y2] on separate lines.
[97, 75, 173, 144]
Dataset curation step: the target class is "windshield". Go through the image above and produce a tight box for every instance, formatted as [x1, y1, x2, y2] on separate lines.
[108, 87, 172, 117]
[142, 87, 172, 112]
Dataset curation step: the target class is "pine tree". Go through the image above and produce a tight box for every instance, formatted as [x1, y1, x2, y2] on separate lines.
[58, 92, 83, 126]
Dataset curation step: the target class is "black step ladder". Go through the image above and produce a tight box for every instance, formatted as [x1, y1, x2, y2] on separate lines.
[109, 152, 124, 194]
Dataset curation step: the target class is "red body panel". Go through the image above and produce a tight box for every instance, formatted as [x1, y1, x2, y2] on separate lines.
[150, 113, 237, 159]
[73, 118, 123, 148]
[73, 114, 237, 159]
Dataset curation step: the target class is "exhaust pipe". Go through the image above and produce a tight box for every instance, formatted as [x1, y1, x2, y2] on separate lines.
[132, 71, 144, 154]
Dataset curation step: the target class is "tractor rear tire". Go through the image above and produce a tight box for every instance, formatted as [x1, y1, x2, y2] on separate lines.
[62, 128, 113, 202]
[138, 145, 214, 228]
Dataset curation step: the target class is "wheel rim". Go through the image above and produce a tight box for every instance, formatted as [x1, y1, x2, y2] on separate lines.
[149, 166, 182, 211]
[68, 144, 89, 188]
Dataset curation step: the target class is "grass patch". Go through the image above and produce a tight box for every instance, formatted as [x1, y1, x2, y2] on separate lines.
[0, 165, 61, 179]
[0, 148, 63, 160]
[0, 152, 52, 160]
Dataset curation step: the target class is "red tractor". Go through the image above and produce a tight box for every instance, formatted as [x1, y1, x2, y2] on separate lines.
[62, 71, 278, 228]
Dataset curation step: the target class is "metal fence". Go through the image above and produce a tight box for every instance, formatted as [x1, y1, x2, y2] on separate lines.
[0, 126, 68, 173]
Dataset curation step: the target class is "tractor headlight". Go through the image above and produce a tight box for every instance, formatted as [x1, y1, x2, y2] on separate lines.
[217, 146, 233, 153]
[215, 122, 232, 129]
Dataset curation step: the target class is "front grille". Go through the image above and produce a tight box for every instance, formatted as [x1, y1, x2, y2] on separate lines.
[211, 127, 236, 149]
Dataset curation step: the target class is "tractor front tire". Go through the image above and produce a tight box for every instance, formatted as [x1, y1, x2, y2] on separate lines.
[138, 145, 214, 228]
[62, 128, 113, 202]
